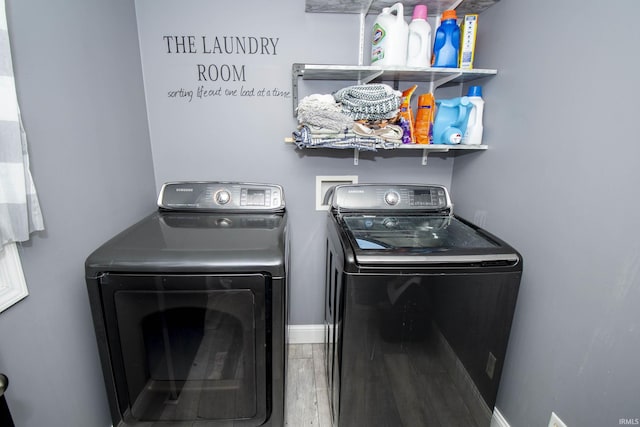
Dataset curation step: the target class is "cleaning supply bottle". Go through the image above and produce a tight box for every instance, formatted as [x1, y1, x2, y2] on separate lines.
[406, 5, 432, 67]
[433, 96, 473, 144]
[399, 85, 418, 143]
[414, 93, 435, 144]
[432, 9, 460, 68]
[371, 3, 408, 67]
[462, 86, 484, 145]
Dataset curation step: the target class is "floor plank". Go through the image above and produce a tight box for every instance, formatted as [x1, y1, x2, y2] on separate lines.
[286, 344, 331, 427]
[285, 342, 492, 427]
[312, 344, 332, 427]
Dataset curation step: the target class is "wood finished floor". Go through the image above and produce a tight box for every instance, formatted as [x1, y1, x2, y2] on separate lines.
[284, 343, 489, 427]
[285, 344, 331, 427]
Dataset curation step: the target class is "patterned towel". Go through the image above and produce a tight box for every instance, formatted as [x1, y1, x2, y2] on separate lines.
[333, 84, 402, 121]
[292, 126, 400, 151]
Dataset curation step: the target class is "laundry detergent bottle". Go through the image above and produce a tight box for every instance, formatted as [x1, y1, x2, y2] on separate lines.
[433, 96, 473, 144]
[461, 86, 484, 145]
[432, 9, 460, 68]
[371, 2, 408, 66]
[406, 5, 432, 67]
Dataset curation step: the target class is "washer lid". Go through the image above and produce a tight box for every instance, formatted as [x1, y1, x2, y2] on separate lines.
[341, 214, 519, 266]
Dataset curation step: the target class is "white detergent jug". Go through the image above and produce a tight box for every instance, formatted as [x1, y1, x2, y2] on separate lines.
[371, 3, 408, 67]
[406, 4, 432, 67]
[462, 86, 484, 145]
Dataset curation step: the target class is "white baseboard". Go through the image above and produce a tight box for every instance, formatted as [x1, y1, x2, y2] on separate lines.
[288, 324, 324, 344]
[491, 408, 511, 427]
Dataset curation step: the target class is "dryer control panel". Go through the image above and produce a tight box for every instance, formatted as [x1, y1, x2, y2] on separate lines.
[158, 181, 285, 212]
[331, 184, 452, 214]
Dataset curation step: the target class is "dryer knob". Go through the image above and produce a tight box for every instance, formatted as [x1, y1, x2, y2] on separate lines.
[215, 190, 231, 205]
[384, 191, 400, 206]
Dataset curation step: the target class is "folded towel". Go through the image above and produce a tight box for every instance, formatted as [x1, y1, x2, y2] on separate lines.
[352, 122, 403, 142]
[333, 84, 402, 121]
[292, 125, 400, 151]
[296, 94, 354, 132]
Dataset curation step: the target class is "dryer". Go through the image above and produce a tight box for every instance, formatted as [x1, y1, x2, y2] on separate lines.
[86, 182, 288, 427]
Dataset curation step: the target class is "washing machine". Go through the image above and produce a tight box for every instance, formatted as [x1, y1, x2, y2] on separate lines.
[324, 183, 522, 427]
[85, 181, 288, 427]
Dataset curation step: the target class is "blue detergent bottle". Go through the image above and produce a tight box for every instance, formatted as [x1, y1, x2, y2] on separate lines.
[432, 9, 460, 68]
[433, 96, 473, 144]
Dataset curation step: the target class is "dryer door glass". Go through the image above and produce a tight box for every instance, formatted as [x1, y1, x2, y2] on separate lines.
[100, 274, 267, 425]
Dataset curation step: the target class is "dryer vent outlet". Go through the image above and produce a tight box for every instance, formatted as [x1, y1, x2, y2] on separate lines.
[316, 176, 358, 210]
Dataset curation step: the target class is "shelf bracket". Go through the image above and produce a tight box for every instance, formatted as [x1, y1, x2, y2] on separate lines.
[420, 146, 451, 165]
[291, 63, 304, 117]
[451, 0, 465, 10]
[360, 70, 384, 85]
[354, 149, 359, 166]
[429, 72, 463, 93]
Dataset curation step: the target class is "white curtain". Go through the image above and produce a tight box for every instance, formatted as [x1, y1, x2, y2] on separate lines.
[1, 0, 44, 249]
[1, 1, 43, 312]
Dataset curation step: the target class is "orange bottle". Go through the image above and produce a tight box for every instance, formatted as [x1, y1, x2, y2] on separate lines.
[414, 93, 435, 144]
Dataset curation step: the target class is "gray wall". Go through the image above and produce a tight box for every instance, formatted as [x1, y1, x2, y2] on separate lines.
[1, 1, 155, 426]
[451, 0, 640, 426]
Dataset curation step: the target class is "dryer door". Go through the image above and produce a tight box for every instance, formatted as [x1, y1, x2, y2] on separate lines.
[99, 273, 268, 426]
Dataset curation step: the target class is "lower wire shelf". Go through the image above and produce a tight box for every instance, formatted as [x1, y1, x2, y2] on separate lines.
[284, 137, 487, 165]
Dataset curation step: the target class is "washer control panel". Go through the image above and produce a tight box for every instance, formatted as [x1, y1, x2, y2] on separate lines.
[158, 182, 285, 212]
[331, 184, 452, 213]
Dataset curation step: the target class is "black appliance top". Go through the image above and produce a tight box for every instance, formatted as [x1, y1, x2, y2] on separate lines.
[331, 184, 520, 267]
[86, 182, 288, 277]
